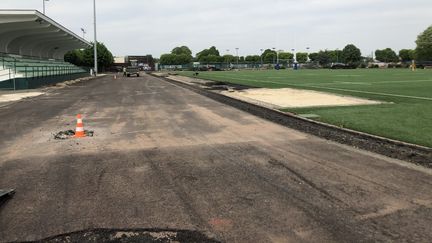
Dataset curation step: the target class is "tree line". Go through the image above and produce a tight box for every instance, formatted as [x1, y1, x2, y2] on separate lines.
[159, 25, 432, 66]
[64, 42, 114, 72]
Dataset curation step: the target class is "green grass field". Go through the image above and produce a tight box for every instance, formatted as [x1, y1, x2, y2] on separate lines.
[177, 69, 432, 148]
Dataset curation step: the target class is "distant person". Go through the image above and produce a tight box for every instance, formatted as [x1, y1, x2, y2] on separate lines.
[123, 67, 127, 76]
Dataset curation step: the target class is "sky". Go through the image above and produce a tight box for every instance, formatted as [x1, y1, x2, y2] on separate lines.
[2, 0, 432, 58]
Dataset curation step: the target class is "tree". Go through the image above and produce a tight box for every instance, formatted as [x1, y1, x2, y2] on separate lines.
[264, 53, 276, 64]
[375, 48, 399, 62]
[278, 52, 294, 61]
[399, 49, 416, 62]
[308, 52, 319, 62]
[174, 54, 193, 65]
[159, 46, 193, 65]
[160, 53, 194, 65]
[196, 46, 220, 61]
[171, 46, 193, 64]
[415, 25, 432, 61]
[199, 55, 223, 63]
[328, 50, 343, 63]
[245, 55, 260, 63]
[64, 42, 113, 72]
[76, 42, 114, 72]
[64, 49, 84, 66]
[316, 50, 332, 66]
[341, 44, 362, 65]
[160, 54, 176, 65]
[296, 52, 308, 63]
[222, 55, 236, 63]
[261, 49, 277, 64]
[171, 46, 192, 56]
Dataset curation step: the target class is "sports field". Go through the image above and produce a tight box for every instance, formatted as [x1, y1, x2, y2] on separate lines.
[178, 69, 432, 147]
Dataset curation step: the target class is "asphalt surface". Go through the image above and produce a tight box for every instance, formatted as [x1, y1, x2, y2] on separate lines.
[1, 73, 432, 242]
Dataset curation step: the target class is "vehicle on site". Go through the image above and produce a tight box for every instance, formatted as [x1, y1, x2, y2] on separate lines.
[124, 59, 140, 77]
[124, 66, 140, 77]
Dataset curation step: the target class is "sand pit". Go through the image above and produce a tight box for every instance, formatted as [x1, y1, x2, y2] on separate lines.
[221, 88, 382, 108]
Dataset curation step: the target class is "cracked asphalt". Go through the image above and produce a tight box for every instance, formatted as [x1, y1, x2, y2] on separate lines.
[0, 73, 432, 242]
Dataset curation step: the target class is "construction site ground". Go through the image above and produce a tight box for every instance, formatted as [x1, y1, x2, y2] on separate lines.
[0, 73, 432, 242]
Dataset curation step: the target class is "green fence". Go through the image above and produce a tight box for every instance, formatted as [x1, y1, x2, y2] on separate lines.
[159, 63, 268, 71]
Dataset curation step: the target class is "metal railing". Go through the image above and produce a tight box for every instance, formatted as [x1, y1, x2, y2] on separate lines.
[15, 65, 86, 79]
[0, 52, 64, 62]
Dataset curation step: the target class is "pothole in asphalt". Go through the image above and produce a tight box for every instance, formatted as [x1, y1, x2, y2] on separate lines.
[53, 130, 94, 140]
[34, 228, 220, 243]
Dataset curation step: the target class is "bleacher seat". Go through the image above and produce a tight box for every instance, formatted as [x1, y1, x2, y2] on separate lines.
[1, 54, 86, 81]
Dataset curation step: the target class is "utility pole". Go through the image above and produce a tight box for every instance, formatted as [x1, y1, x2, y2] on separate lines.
[260, 49, 264, 67]
[291, 48, 296, 63]
[272, 47, 276, 64]
[93, 0, 98, 76]
[226, 49, 230, 69]
[336, 48, 339, 63]
[235, 48, 239, 68]
[277, 50, 283, 64]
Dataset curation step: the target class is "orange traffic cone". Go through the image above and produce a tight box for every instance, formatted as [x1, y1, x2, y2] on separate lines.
[74, 114, 86, 138]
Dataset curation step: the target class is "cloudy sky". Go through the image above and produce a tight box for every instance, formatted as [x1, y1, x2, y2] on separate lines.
[2, 0, 431, 57]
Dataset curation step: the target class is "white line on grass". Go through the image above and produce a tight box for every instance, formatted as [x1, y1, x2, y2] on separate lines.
[302, 86, 432, 101]
[334, 81, 372, 85]
[334, 75, 363, 77]
[370, 79, 432, 84]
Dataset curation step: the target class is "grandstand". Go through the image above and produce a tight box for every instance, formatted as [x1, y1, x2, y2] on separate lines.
[0, 10, 91, 89]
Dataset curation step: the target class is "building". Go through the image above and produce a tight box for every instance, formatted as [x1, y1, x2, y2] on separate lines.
[0, 10, 91, 89]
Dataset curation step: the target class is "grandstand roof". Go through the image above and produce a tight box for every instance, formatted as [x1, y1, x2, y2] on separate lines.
[0, 10, 91, 60]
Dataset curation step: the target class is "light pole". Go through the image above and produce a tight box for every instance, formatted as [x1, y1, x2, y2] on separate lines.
[235, 48, 239, 68]
[292, 48, 297, 70]
[226, 49, 229, 69]
[276, 50, 279, 64]
[93, 0, 98, 76]
[277, 49, 283, 64]
[272, 47, 276, 64]
[336, 48, 339, 63]
[42, 0, 49, 15]
[260, 49, 264, 67]
[291, 48, 296, 63]
[81, 28, 86, 39]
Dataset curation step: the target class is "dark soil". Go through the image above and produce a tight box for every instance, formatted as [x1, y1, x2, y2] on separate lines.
[27, 228, 220, 243]
[54, 130, 94, 140]
[203, 81, 251, 91]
